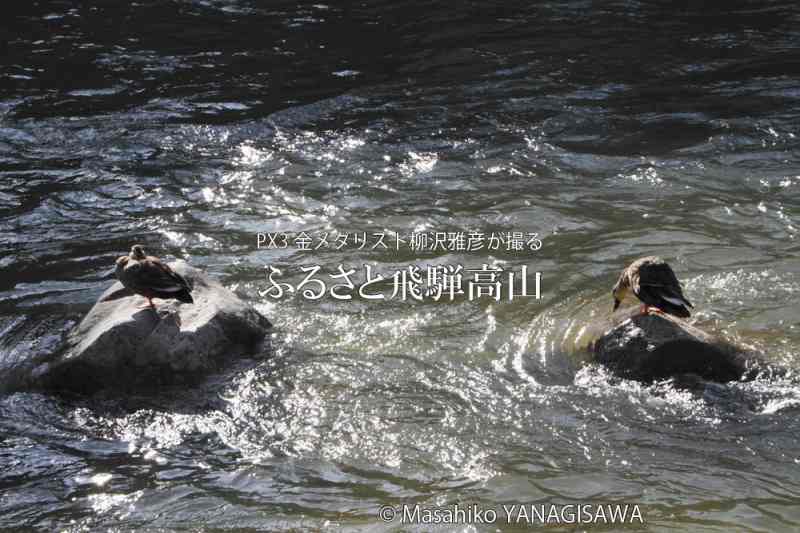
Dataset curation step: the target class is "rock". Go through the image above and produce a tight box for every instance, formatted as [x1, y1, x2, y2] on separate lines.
[590, 307, 760, 382]
[32, 261, 272, 394]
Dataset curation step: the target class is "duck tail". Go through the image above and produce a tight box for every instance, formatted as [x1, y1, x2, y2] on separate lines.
[670, 305, 691, 318]
[175, 289, 194, 304]
[658, 293, 691, 318]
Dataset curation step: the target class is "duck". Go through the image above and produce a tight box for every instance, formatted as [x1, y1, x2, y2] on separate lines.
[611, 256, 693, 318]
[115, 244, 193, 310]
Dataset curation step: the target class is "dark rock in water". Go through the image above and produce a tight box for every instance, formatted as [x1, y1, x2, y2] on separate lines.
[32, 261, 272, 394]
[590, 308, 761, 383]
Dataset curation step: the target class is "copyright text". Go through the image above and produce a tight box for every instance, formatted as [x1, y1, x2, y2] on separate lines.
[378, 503, 644, 526]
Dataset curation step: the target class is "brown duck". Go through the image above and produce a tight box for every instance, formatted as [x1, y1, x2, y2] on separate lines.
[611, 256, 693, 318]
[115, 244, 193, 309]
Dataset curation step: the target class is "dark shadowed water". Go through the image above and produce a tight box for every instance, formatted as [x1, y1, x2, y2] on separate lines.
[2, 1, 800, 531]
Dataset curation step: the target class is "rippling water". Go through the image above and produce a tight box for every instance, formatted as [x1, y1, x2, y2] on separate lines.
[2, 1, 800, 531]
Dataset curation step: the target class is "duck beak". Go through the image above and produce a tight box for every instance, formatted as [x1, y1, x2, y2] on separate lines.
[613, 298, 620, 311]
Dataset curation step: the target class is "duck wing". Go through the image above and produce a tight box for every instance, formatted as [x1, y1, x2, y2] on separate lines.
[632, 261, 692, 316]
[126, 257, 193, 303]
[146, 257, 190, 289]
[636, 284, 692, 317]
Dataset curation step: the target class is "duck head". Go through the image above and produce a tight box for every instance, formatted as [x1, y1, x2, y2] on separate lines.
[611, 272, 629, 311]
[130, 244, 147, 260]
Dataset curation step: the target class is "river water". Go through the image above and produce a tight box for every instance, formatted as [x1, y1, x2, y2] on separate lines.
[2, 1, 800, 531]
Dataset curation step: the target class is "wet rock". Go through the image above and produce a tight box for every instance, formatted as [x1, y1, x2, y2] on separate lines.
[590, 307, 760, 383]
[32, 261, 271, 394]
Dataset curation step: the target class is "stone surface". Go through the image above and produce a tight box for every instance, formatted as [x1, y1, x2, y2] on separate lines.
[590, 307, 759, 382]
[32, 261, 272, 394]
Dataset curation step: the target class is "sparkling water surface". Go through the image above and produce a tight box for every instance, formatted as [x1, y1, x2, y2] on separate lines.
[1, 1, 799, 531]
